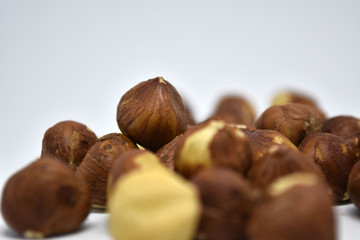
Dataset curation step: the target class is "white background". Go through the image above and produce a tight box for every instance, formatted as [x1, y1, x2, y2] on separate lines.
[0, 0, 360, 239]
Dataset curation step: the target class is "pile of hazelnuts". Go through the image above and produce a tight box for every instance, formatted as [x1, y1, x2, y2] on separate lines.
[2, 76, 360, 240]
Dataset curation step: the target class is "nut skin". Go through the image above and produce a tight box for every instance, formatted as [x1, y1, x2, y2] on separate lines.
[75, 133, 137, 208]
[247, 146, 324, 193]
[174, 120, 253, 179]
[211, 95, 256, 127]
[244, 128, 298, 163]
[191, 167, 257, 240]
[255, 103, 323, 146]
[299, 132, 358, 202]
[247, 173, 336, 240]
[116, 77, 194, 152]
[1, 157, 91, 238]
[348, 160, 360, 210]
[41, 120, 97, 170]
[155, 134, 184, 171]
[322, 115, 360, 157]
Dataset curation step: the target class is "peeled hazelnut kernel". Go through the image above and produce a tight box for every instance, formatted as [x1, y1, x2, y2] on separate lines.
[108, 166, 200, 240]
[348, 160, 360, 210]
[299, 132, 358, 202]
[155, 134, 184, 170]
[255, 103, 323, 146]
[75, 133, 138, 208]
[247, 173, 335, 240]
[247, 145, 324, 193]
[244, 128, 297, 162]
[116, 77, 194, 152]
[174, 119, 253, 178]
[1, 157, 91, 238]
[191, 167, 257, 240]
[322, 115, 360, 157]
[211, 94, 256, 127]
[41, 120, 97, 170]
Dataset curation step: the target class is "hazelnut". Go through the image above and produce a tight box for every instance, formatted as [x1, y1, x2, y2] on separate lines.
[108, 165, 200, 240]
[299, 132, 358, 202]
[41, 120, 97, 170]
[247, 173, 335, 240]
[211, 95, 256, 127]
[255, 103, 323, 146]
[322, 115, 360, 157]
[247, 145, 324, 193]
[348, 160, 360, 210]
[244, 128, 297, 163]
[155, 134, 184, 170]
[191, 167, 257, 240]
[1, 157, 91, 238]
[75, 133, 138, 208]
[174, 119, 253, 178]
[116, 77, 194, 152]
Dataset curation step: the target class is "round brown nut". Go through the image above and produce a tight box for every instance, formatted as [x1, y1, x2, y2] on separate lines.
[299, 132, 358, 202]
[247, 173, 335, 240]
[41, 120, 97, 170]
[1, 157, 91, 238]
[348, 160, 360, 210]
[255, 103, 323, 146]
[174, 119, 253, 178]
[116, 77, 194, 152]
[211, 95, 256, 127]
[322, 115, 360, 157]
[76, 133, 137, 208]
[191, 167, 257, 240]
[155, 134, 184, 171]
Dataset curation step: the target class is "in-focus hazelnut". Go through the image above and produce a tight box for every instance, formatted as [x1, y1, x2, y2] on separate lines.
[211, 95, 256, 127]
[174, 119, 253, 178]
[348, 160, 360, 210]
[108, 165, 200, 240]
[41, 120, 97, 170]
[191, 167, 257, 240]
[255, 103, 323, 146]
[1, 157, 91, 238]
[299, 132, 358, 202]
[75, 133, 137, 208]
[247, 173, 335, 240]
[116, 77, 194, 152]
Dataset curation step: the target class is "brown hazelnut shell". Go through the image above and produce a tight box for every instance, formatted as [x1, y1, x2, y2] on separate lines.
[1, 157, 91, 238]
[155, 134, 183, 170]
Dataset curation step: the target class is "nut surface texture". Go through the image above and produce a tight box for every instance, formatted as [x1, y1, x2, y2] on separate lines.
[41, 120, 97, 170]
[116, 76, 194, 152]
[1, 157, 91, 238]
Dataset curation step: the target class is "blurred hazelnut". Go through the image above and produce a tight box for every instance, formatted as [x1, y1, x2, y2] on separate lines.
[108, 165, 200, 240]
[247, 173, 335, 240]
[1, 157, 91, 238]
[322, 115, 360, 157]
[41, 120, 97, 170]
[76, 133, 137, 208]
[116, 77, 194, 152]
[211, 95, 256, 127]
[244, 128, 297, 163]
[255, 103, 323, 146]
[191, 168, 257, 240]
[299, 132, 358, 202]
[155, 134, 184, 170]
[348, 160, 360, 210]
[174, 120, 253, 178]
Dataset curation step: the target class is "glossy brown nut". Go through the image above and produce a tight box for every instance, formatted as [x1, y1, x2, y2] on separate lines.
[244, 128, 297, 163]
[1, 157, 91, 238]
[155, 134, 183, 171]
[191, 167, 257, 240]
[348, 161, 360, 210]
[247, 145, 324, 192]
[41, 120, 97, 170]
[322, 115, 360, 157]
[116, 77, 194, 152]
[75, 133, 137, 208]
[299, 132, 358, 202]
[247, 173, 335, 240]
[211, 95, 256, 127]
[174, 120, 253, 178]
[255, 103, 323, 146]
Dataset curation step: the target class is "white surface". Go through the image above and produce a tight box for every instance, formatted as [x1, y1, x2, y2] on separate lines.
[1, 0, 360, 239]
